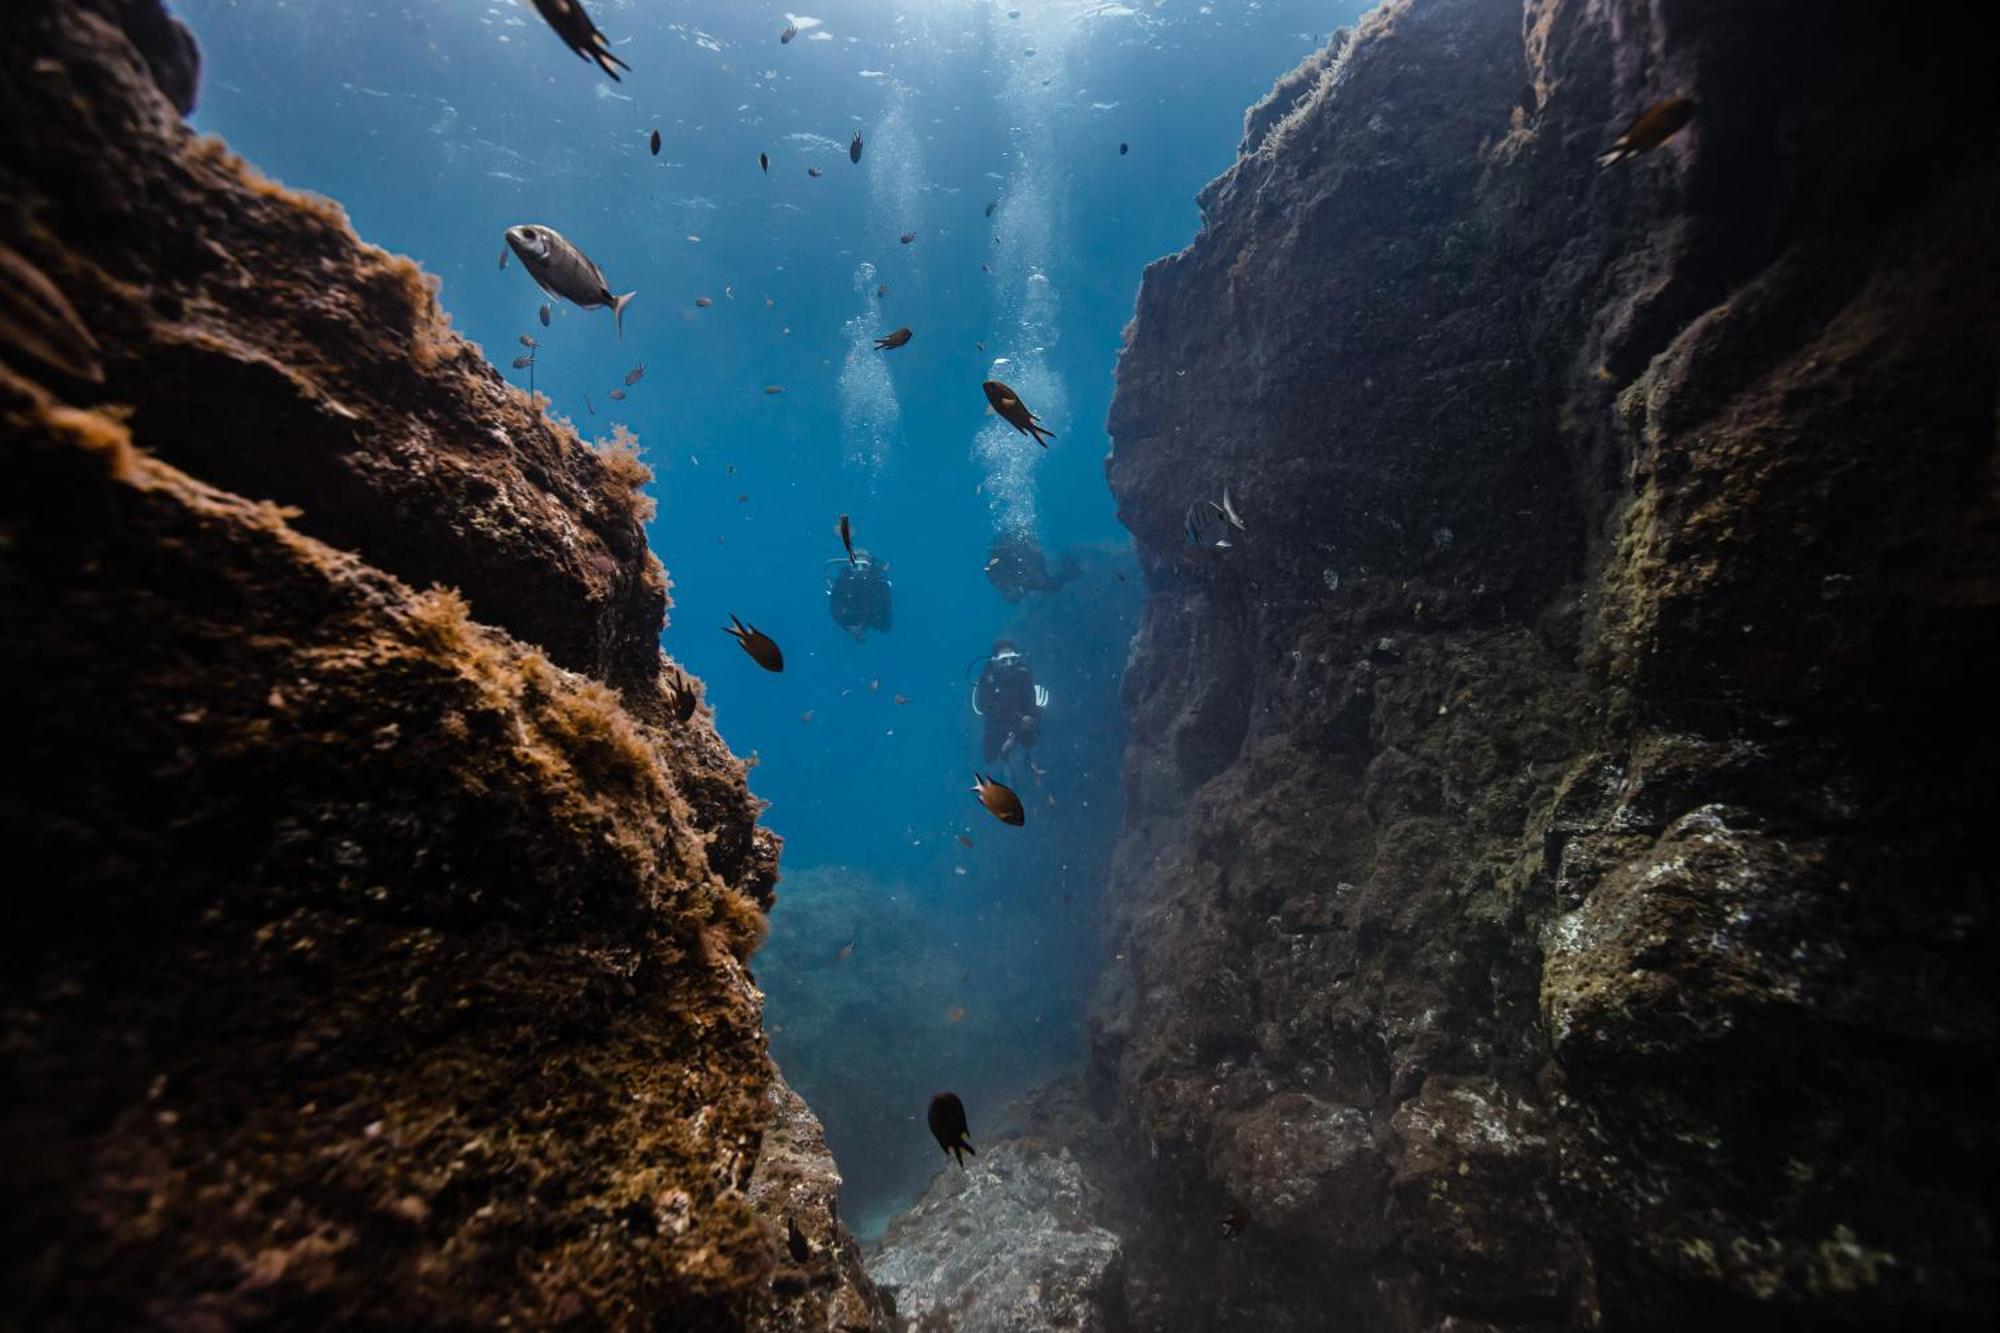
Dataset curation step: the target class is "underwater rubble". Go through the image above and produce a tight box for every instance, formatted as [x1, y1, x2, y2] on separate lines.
[0, 2, 881, 1328]
[1091, 0, 1999, 1328]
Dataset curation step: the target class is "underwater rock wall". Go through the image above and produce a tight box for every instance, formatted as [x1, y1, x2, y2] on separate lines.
[1098, 0, 1998, 1327]
[0, 3, 882, 1328]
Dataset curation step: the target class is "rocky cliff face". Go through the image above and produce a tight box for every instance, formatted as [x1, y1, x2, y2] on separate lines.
[1, 3, 883, 1328]
[1096, 0, 1997, 1327]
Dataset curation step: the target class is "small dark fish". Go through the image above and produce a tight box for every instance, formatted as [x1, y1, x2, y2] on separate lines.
[1185, 498, 1232, 549]
[850, 128, 864, 164]
[975, 341, 986, 351]
[781, 22, 799, 44]
[877, 283, 889, 299]
[927, 1092, 976, 1167]
[695, 296, 713, 308]
[538, 302, 551, 326]
[984, 199, 998, 218]
[529, 0, 629, 82]
[764, 385, 785, 395]
[1119, 141, 1129, 155]
[505, 224, 634, 335]
[584, 394, 596, 415]
[980, 263, 991, 273]
[957, 834, 974, 849]
[1598, 95, 1695, 167]
[807, 166, 823, 178]
[760, 151, 770, 174]
[899, 232, 916, 244]
[650, 128, 662, 155]
[972, 772, 1025, 826]
[608, 388, 625, 401]
[624, 363, 645, 386]
[982, 379, 1054, 447]
[894, 694, 909, 706]
[1222, 1205, 1249, 1240]
[724, 614, 784, 672]
[511, 353, 536, 369]
[786, 1217, 810, 1264]
[666, 671, 699, 723]
[875, 327, 912, 350]
[839, 513, 857, 565]
[518, 333, 538, 348]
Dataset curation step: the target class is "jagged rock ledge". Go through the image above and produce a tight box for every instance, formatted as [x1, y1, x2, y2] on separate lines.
[1, 2, 884, 1328]
[1092, 0, 1998, 1329]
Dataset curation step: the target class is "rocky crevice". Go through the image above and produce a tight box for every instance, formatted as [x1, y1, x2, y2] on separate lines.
[1, 3, 884, 1328]
[1092, 0, 1998, 1328]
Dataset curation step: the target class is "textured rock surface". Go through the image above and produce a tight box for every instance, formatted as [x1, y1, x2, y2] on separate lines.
[870, 1136, 1124, 1333]
[0, 2, 879, 1328]
[1095, 0, 1998, 1328]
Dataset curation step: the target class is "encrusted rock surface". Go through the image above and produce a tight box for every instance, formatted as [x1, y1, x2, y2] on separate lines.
[1, 2, 879, 1328]
[871, 1135, 1124, 1333]
[1095, 0, 1998, 1328]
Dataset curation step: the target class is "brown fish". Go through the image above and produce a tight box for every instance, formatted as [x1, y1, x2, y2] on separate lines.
[837, 942, 854, 961]
[786, 1216, 810, 1264]
[724, 614, 784, 672]
[764, 385, 785, 395]
[972, 772, 1025, 826]
[957, 834, 975, 849]
[946, 1006, 966, 1025]
[695, 296, 713, 307]
[1598, 95, 1695, 167]
[624, 363, 645, 386]
[608, 388, 625, 401]
[893, 694, 909, 706]
[875, 327, 913, 350]
[0, 244, 104, 384]
[927, 1092, 975, 1167]
[518, 333, 538, 347]
[899, 232, 916, 244]
[666, 671, 699, 723]
[839, 513, 857, 564]
[511, 353, 535, 369]
[650, 128, 662, 155]
[529, 0, 629, 82]
[982, 379, 1054, 447]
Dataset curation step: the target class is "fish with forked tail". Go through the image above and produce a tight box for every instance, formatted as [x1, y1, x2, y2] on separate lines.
[504, 225, 635, 336]
[982, 380, 1055, 447]
[724, 614, 784, 672]
[927, 1093, 975, 1167]
[874, 327, 912, 350]
[529, 0, 629, 82]
[972, 773, 1025, 825]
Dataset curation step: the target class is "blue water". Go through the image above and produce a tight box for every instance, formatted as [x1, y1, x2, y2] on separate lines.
[178, 0, 1359, 1235]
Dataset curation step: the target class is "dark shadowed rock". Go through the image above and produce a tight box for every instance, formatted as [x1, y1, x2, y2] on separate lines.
[0, 2, 870, 1328]
[1094, 0, 1998, 1328]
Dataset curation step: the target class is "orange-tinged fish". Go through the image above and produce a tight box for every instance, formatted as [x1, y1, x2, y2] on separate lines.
[982, 379, 1054, 447]
[764, 385, 785, 395]
[837, 942, 854, 961]
[624, 363, 645, 385]
[875, 327, 912, 350]
[946, 1006, 967, 1025]
[608, 388, 625, 401]
[724, 614, 784, 672]
[695, 296, 713, 308]
[1598, 95, 1695, 167]
[972, 772, 1025, 825]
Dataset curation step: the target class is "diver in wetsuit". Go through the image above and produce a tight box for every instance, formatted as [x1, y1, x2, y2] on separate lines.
[984, 532, 1079, 603]
[972, 639, 1047, 762]
[827, 551, 893, 640]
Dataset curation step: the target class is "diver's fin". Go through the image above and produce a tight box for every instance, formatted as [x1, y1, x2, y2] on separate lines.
[612, 290, 636, 337]
[1034, 685, 1049, 709]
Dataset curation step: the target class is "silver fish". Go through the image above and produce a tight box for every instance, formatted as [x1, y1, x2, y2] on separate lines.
[504, 224, 635, 336]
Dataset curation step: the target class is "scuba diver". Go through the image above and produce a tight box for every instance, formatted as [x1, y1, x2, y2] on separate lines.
[971, 639, 1048, 763]
[983, 531, 1080, 603]
[826, 549, 893, 640]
